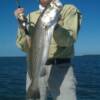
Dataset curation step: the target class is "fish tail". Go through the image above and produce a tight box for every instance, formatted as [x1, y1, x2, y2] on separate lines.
[27, 86, 40, 99]
[33, 89, 40, 99]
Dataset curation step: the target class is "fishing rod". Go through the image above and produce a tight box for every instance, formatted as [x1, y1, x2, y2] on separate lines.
[16, 0, 21, 8]
[15, 0, 29, 35]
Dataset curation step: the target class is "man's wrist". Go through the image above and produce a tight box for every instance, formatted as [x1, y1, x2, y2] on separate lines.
[19, 22, 29, 35]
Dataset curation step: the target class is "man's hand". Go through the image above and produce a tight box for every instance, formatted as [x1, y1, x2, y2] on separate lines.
[14, 8, 25, 21]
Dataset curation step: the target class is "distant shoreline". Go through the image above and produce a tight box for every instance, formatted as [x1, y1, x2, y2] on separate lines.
[0, 54, 100, 58]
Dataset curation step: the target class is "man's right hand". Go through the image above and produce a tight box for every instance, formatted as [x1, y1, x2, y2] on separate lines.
[14, 8, 25, 21]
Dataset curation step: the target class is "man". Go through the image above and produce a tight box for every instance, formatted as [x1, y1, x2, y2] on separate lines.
[15, 0, 82, 100]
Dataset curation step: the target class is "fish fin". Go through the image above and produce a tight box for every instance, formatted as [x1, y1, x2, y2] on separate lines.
[32, 89, 40, 99]
[40, 67, 47, 76]
[27, 85, 40, 99]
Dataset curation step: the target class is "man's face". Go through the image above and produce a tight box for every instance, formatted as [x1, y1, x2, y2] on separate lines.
[40, 0, 51, 7]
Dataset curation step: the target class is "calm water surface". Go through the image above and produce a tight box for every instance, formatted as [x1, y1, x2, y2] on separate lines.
[0, 56, 100, 100]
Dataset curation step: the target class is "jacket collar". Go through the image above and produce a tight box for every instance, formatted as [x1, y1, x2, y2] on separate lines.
[39, 4, 45, 12]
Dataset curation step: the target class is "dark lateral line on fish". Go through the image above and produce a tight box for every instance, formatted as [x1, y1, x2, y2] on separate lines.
[52, 0, 63, 11]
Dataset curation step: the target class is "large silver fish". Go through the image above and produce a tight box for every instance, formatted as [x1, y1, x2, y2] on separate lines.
[27, 0, 62, 98]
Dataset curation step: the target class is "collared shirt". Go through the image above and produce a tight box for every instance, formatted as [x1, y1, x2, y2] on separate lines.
[16, 4, 82, 59]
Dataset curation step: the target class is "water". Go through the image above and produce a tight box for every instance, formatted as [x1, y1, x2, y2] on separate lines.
[0, 56, 100, 100]
[0, 57, 26, 100]
[73, 56, 100, 100]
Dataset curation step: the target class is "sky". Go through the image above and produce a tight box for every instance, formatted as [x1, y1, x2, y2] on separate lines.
[0, 0, 100, 56]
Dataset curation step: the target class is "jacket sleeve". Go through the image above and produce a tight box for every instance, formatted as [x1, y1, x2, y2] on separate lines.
[16, 14, 32, 52]
[54, 4, 82, 47]
[16, 28, 30, 52]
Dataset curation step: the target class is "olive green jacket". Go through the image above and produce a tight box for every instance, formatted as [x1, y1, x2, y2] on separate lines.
[16, 4, 82, 58]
